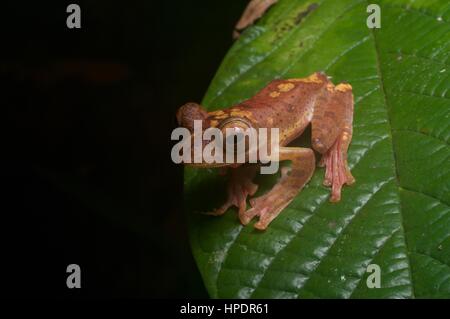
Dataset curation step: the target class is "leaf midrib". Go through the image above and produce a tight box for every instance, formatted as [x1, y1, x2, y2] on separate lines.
[368, 3, 416, 297]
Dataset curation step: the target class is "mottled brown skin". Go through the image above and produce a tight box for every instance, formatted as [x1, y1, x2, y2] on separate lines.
[176, 72, 355, 230]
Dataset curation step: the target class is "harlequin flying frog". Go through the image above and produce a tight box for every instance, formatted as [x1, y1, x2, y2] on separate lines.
[176, 72, 355, 230]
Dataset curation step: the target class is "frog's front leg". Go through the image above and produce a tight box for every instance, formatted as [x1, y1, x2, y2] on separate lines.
[240, 147, 315, 230]
[312, 83, 355, 202]
[208, 165, 259, 216]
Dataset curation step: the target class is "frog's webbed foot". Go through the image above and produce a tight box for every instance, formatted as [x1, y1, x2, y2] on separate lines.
[318, 132, 355, 202]
[312, 82, 355, 202]
[240, 147, 315, 230]
[208, 165, 258, 216]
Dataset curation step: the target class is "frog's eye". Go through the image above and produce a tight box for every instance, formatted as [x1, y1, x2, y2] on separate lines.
[217, 117, 253, 150]
[218, 117, 251, 131]
[219, 117, 251, 140]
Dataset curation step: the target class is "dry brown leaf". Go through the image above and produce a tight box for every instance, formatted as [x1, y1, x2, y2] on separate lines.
[233, 0, 278, 39]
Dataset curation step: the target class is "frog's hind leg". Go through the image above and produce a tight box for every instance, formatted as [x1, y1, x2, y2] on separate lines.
[208, 165, 259, 216]
[240, 147, 315, 230]
[311, 83, 355, 202]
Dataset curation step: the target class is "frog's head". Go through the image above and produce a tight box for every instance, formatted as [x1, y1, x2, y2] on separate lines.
[175, 103, 253, 167]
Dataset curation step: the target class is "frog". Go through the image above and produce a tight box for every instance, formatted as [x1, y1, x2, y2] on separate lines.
[176, 72, 355, 230]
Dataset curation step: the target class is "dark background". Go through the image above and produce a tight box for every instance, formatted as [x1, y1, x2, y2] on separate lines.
[1, 0, 248, 298]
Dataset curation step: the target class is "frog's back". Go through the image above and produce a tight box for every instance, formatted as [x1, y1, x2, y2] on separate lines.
[233, 73, 330, 144]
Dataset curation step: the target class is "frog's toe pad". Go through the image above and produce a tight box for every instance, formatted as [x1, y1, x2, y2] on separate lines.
[239, 197, 289, 230]
[239, 206, 267, 226]
[211, 171, 259, 216]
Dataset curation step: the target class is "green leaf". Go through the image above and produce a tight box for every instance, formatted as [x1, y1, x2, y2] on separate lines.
[185, 0, 450, 298]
